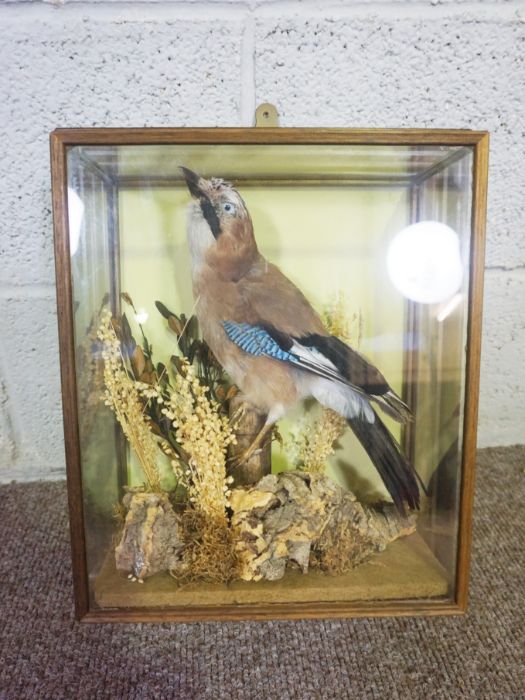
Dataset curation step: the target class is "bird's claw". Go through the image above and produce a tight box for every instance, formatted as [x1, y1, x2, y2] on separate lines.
[228, 455, 246, 470]
[228, 449, 258, 470]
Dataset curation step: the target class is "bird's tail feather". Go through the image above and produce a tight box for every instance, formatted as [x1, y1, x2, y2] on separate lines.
[383, 390, 413, 422]
[372, 390, 413, 424]
[348, 411, 421, 515]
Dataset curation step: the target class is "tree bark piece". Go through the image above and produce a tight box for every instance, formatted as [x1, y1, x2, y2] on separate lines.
[115, 492, 184, 580]
[230, 471, 416, 582]
[228, 395, 272, 486]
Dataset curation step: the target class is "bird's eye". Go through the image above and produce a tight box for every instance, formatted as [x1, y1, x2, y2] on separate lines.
[222, 202, 236, 214]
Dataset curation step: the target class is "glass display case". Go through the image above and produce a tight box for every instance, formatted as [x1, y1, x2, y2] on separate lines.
[51, 127, 488, 622]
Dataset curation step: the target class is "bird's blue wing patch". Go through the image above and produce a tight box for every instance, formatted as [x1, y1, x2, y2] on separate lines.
[222, 321, 366, 393]
[222, 321, 295, 363]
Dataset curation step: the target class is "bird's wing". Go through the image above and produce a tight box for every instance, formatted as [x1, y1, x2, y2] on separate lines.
[234, 261, 411, 420]
[222, 321, 412, 423]
[298, 333, 389, 394]
[298, 333, 412, 422]
[222, 321, 366, 396]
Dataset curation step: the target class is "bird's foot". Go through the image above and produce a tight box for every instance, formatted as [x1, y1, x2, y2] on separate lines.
[227, 422, 273, 471]
[228, 447, 263, 470]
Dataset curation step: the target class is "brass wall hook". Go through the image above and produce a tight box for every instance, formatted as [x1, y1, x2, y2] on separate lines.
[255, 103, 279, 127]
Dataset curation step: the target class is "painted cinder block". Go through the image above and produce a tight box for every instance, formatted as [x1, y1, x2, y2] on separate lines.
[478, 270, 525, 448]
[1, 295, 65, 480]
[0, 378, 16, 477]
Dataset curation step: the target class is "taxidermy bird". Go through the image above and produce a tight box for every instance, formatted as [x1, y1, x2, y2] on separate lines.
[181, 167, 422, 514]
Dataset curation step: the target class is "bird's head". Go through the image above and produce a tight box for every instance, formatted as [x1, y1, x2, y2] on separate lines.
[181, 167, 258, 280]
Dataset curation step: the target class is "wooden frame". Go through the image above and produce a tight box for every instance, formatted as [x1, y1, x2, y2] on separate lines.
[50, 127, 489, 623]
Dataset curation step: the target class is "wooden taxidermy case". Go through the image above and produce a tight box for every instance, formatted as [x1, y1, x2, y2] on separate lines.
[51, 118, 488, 622]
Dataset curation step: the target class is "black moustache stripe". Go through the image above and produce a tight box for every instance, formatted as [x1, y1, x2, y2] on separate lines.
[200, 195, 222, 239]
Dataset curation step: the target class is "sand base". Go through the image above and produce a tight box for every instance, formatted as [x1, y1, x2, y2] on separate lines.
[93, 532, 450, 609]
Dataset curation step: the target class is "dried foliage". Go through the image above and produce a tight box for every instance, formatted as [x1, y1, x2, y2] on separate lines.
[76, 295, 109, 446]
[115, 296, 185, 469]
[172, 508, 241, 584]
[110, 297, 236, 476]
[155, 300, 233, 406]
[98, 310, 162, 492]
[294, 409, 348, 474]
[145, 359, 236, 519]
[309, 519, 369, 574]
[100, 294, 238, 574]
[323, 291, 363, 349]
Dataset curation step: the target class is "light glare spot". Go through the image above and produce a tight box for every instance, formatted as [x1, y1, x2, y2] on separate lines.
[387, 221, 463, 304]
[135, 309, 149, 324]
[67, 188, 84, 257]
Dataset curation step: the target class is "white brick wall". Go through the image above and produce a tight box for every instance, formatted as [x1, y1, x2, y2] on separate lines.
[1, 0, 523, 481]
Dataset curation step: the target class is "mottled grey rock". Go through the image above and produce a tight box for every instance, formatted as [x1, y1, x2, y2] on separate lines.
[230, 471, 416, 581]
[115, 492, 184, 580]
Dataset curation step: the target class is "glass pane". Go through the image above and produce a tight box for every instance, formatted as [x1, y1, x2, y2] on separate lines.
[66, 141, 474, 612]
[67, 153, 121, 581]
[75, 143, 465, 183]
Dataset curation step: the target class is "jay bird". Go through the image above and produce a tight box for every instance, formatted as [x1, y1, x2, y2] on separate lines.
[181, 167, 421, 514]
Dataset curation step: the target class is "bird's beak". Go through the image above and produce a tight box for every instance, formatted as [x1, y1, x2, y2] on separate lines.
[180, 167, 205, 199]
[180, 166, 222, 239]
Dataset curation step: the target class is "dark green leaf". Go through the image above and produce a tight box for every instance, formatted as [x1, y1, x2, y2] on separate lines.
[187, 339, 200, 364]
[186, 315, 199, 339]
[155, 300, 176, 319]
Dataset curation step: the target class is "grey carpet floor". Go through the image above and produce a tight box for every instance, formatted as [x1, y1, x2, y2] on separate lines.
[0, 446, 524, 700]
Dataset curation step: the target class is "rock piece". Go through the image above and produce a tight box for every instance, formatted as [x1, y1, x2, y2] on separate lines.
[311, 492, 416, 575]
[230, 471, 416, 582]
[115, 492, 184, 580]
